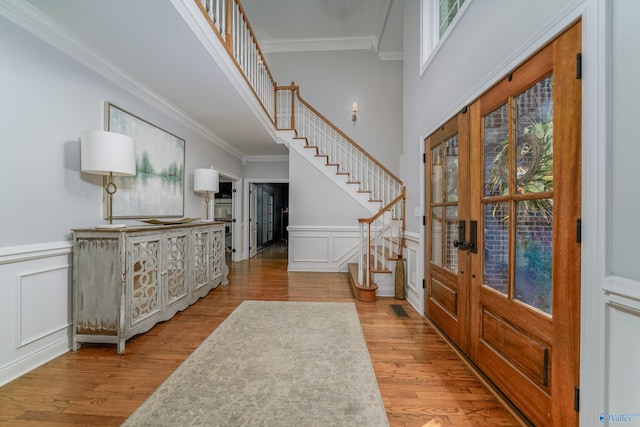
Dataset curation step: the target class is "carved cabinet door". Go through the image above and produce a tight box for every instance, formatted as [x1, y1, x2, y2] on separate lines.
[128, 234, 162, 328]
[163, 230, 189, 308]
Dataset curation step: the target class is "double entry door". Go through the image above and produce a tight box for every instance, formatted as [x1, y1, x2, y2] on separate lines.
[424, 22, 581, 426]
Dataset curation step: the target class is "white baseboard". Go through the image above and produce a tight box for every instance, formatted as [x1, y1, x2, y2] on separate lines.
[0, 335, 70, 387]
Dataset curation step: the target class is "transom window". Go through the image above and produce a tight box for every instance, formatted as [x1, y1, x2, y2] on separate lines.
[421, 0, 470, 73]
[439, 0, 466, 37]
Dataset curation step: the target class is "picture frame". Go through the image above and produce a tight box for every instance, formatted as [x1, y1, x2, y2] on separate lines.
[105, 102, 185, 218]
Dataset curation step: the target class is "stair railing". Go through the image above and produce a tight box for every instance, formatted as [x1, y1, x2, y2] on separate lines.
[276, 84, 403, 207]
[195, 0, 277, 123]
[358, 188, 406, 288]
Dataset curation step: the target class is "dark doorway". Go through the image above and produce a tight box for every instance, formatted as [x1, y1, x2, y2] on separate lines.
[256, 183, 288, 249]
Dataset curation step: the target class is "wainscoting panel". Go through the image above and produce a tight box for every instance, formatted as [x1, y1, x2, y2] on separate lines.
[404, 232, 422, 314]
[603, 291, 640, 420]
[0, 242, 72, 386]
[290, 235, 330, 262]
[17, 265, 70, 348]
[287, 226, 359, 272]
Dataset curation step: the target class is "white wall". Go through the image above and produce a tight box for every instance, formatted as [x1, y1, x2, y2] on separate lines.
[581, 0, 640, 424]
[289, 149, 370, 227]
[242, 158, 289, 179]
[609, 0, 640, 281]
[0, 15, 243, 385]
[265, 50, 403, 176]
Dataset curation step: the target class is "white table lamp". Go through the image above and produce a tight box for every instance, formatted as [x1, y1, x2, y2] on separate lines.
[81, 130, 136, 228]
[194, 167, 219, 221]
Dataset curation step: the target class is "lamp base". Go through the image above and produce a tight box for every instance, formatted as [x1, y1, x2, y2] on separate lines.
[96, 223, 128, 229]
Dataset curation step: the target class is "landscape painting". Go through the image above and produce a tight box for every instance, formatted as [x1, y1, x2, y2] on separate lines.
[106, 102, 185, 218]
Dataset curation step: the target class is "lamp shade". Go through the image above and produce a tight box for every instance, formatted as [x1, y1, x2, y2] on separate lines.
[194, 168, 219, 193]
[81, 130, 136, 176]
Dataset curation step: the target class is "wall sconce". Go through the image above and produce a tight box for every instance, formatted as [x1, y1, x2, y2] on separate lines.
[352, 102, 358, 126]
[80, 130, 136, 228]
[194, 167, 219, 221]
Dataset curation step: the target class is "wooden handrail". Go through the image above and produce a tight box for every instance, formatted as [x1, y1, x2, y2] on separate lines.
[359, 188, 406, 224]
[288, 85, 403, 186]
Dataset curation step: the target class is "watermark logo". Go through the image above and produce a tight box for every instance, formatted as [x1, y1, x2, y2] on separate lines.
[600, 412, 640, 424]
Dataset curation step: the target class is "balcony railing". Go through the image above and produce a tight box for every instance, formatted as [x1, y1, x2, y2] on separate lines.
[196, 0, 276, 122]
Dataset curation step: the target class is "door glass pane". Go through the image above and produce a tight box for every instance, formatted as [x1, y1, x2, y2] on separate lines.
[483, 203, 508, 294]
[484, 103, 510, 198]
[445, 135, 458, 201]
[445, 206, 458, 271]
[431, 145, 443, 203]
[515, 75, 553, 195]
[515, 200, 553, 314]
[431, 206, 443, 266]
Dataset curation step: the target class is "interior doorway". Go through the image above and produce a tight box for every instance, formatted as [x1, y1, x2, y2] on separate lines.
[248, 182, 289, 258]
[214, 178, 237, 261]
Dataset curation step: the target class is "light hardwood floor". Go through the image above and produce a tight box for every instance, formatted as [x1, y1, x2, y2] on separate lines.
[0, 243, 526, 426]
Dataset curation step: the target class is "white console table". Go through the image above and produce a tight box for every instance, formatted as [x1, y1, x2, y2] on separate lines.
[72, 222, 228, 354]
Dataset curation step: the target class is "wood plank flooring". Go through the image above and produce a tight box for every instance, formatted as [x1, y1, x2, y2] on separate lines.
[0, 243, 525, 426]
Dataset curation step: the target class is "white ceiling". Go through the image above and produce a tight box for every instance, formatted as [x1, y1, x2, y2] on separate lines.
[241, 0, 403, 58]
[19, 0, 403, 159]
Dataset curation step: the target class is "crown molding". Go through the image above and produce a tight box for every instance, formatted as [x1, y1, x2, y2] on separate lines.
[260, 36, 376, 53]
[1, 0, 245, 160]
[244, 155, 289, 163]
[258, 34, 402, 61]
[378, 50, 404, 61]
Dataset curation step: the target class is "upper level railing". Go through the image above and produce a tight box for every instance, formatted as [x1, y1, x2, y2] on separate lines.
[276, 84, 403, 207]
[196, 0, 276, 122]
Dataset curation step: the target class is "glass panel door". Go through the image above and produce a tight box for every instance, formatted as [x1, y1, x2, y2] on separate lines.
[467, 22, 582, 426]
[425, 113, 469, 351]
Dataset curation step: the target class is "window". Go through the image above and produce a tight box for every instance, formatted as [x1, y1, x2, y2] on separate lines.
[438, 0, 466, 37]
[421, 0, 470, 73]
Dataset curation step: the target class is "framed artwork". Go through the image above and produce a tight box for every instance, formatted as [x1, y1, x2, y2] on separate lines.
[105, 102, 185, 218]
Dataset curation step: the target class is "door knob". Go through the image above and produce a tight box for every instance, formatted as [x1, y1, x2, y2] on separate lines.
[453, 240, 471, 250]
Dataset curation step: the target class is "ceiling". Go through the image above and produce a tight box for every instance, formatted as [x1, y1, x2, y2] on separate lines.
[20, 0, 403, 159]
[241, 0, 403, 58]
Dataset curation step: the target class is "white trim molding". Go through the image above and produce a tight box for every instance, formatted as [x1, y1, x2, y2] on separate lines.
[403, 231, 422, 314]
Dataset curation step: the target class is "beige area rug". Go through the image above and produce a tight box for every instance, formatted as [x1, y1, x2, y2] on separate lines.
[122, 301, 389, 427]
